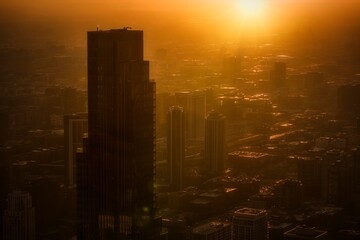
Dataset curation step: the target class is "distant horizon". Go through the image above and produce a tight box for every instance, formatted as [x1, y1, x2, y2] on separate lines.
[1, 0, 360, 49]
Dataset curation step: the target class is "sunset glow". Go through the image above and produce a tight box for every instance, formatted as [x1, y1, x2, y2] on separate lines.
[237, 0, 266, 19]
[1, 0, 360, 239]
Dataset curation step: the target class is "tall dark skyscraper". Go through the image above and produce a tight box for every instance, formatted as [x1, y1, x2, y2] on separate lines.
[205, 110, 226, 175]
[77, 29, 162, 240]
[189, 91, 206, 140]
[167, 106, 185, 190]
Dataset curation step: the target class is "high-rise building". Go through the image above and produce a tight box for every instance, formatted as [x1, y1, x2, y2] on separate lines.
[297, 157, 322, 199]
[175, 91, 191, 138]
[189, 90, 206, 140]
[64, 112, 88, 186]
[77, 28, 162, 239]
[167, 106, 185, 190]
[174, 90, 206, 141]
[232, 208, 267, 240]
[205, 110, 226, 175]
[156, 92, 172, 138]
[3, 191, 35, 240]
[320, 150, 353, 206]
[272, 179, 304, 210]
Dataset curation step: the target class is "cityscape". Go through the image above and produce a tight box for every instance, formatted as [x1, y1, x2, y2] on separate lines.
[1, 0, 360, 239]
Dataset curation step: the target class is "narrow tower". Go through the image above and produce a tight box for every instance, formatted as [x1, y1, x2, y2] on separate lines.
[205, 110, 226, 175]
[167, 106, 185, 190]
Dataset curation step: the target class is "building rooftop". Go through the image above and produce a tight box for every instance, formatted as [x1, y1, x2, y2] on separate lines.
[284, 225, 327, 239]
[234, 208, 267, 219]
[193, 221, 231, 235]
[228, 151, 268, 159]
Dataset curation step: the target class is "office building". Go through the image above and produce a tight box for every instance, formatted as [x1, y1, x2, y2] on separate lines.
[77, 29, 162, 239]
[232, 208, 267, 240]
[167, 106, 185, 190]
[175, 90, 206, 141]
[273, 179, 304, 210]
[156, 92, 172, 138]
[3, 191, 35, 240]
[205, 110, 226, 175]
[64, 112, 88, 186]
[192, 221, 231, 240]
[175, 91, 191, 138]
[297, 157, 322, 199]
[319, 150, 353, 206]
[189, 91, 206, 140]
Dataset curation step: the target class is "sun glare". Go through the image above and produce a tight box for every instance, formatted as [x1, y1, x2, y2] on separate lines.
[237, 0, 265, 18]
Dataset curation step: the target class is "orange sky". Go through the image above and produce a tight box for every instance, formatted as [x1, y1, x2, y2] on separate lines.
[2, 0, 359, 17]
[1, 0, 360, 47]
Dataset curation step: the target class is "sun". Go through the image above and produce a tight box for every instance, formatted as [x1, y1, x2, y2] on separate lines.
[237, 0, 266, 19]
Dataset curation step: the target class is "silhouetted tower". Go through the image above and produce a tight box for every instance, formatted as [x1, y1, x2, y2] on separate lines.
[77, 29, 161, 240]
[175, 91, 191, 138]
[189, 91, 206, 140]
[3, 191, 35, 240]
[64, 113, 88, 186]
[273, 179, 304, 210]
[297, 157, 322, 199]
[167, 106, 185, 190]
[205, 110, 226, 175]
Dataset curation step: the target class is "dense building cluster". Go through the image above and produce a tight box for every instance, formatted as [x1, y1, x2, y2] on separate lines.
[1, 25, 360, 240]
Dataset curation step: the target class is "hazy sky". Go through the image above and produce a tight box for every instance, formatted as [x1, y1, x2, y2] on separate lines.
[1, 0, 360, 47]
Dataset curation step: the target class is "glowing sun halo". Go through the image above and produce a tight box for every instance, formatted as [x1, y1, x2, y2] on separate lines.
[237, 0, 266, 18]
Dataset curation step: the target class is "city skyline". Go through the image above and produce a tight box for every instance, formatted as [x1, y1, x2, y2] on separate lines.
[1, 1, 360, 239]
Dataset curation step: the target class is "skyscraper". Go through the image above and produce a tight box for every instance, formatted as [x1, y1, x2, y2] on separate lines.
[205, 110, 226, 175]
[174, 90, 206, 141]
[232, 208, 267, 240]
[77, 28, 161, 239]
[175, 91, 191, 138]
[189, 90, 206, 140]
[3, 191, 36, 240]
[167, 106, 185, 190]
[64, 112, 88, 186]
